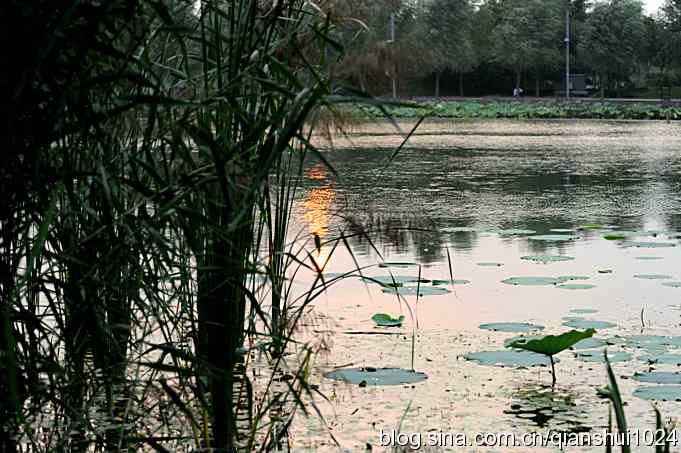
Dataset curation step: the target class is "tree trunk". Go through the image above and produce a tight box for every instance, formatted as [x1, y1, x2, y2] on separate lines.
[435, 72, 440, 98]
[459, 73, 464, 97]
[600, 72, 605, 99]
[515, 70, 521, 92]
[535, 71, 541, 97]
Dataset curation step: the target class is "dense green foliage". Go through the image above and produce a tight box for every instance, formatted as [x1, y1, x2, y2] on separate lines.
[333, 0, 681, 97]
[354, 99, 681, 119]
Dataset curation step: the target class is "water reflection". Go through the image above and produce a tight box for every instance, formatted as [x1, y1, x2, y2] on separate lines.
[302, 185, 335, 238]
[295, 120, 681, 258]
[505, 385, 591, 433]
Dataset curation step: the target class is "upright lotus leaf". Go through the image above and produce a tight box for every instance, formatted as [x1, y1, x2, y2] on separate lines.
[508, 329, 595, 386]
[371, 313, 405, 327]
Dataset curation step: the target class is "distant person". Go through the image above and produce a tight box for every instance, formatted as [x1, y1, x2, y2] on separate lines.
[519, 87, 524, 96]
[513, 87, 519, 97]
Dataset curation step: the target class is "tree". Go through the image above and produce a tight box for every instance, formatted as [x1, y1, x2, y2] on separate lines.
[580, 0, 646, 97]
[422, 0, 477, 96]
[489, 0, 564, 96]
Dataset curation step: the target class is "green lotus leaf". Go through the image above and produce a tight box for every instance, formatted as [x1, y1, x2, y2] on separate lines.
[508, 329, 595, 357]
[371, 313, 405, 327]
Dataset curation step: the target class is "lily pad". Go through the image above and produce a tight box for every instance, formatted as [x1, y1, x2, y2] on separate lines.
[378, 262, 417, 268]
[324, 367, 427, 386]
[636, 256, 663, 260]
[521, 255, 575, 263]
[622, 335, 681, 348]
[508, 329, 595, 356]
[382, 286, 451, 296]
[556, 283, 598, 290]
[476, 262, 504, 267]
[502, 277, 562, 286]
[528, 234, 579, 242]
[431, 279, 471, 285]
[495, 228, 537, 235]
[603, 233, 627, 241]
[639, 354, 681, 365]
[632, 372, 681, 384]
[662, 281, 681, 288]
[578, 224, 605, 230]
[627, 241, 676, 248]
[633, 386, 681, 401]
[573, 337, 608, 349]
[633, 274, 673, 280]
[464, 350, 553, 367]
[575, 351, 632, 363]
[569, 308, 599, 314]
[479, 322, 545, 333]
[557, 275, 591, 282]
[563, 319, 617, 329]
[362, 275, 425, 286]
[371, 313, 405, 327]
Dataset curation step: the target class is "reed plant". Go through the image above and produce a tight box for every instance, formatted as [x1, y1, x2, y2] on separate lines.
[4, 0, 365, 451]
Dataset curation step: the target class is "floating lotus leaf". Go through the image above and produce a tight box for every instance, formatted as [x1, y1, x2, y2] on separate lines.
[622, 335, 681, 348]
[562, 316, 584, 322]
[464, 350, 553, 367]
[557, 283, 598, 290]
[636, 256, 663, 260]
[528, 234, 579, 241]
[632, 372, 681, 384]
[382, 286, 451, 296]
[378, 262, 417, 268]
[323, 272, 354, 280]
[494, 228, 537, 235]
[479, 322, 545, 333]
[633, 274, 673, 280]
[477, 262, 504, 267]
[324, 367, 427, 386]
[521, 255, 575, 263]
[639, 354, 681, 365]
[362, 275, 425, 286]
[569, 308, 599, 314]
[431, 279, 470, 285]
[633, 386, 681, 401]
[563, 319, 617, 329]
[572, 337, 608, 349]
[508, 329, 595, 356]
[627, 242, 676, 248]
[557, 275, 591, 282]
[502, 277, 562, 286]
[662, 281, 681, 288]
[578, 224, 605, 230]
[603, 233, 627, 241]
[371, 313, 405, 327]
[575, 351, 632, 363]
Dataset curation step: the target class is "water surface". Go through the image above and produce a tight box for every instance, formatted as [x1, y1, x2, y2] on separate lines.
[288, 119, 681, 452]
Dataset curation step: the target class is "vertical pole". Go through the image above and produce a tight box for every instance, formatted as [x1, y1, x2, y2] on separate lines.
[565, 1, 571, 98]
[390, 13, 397, 99]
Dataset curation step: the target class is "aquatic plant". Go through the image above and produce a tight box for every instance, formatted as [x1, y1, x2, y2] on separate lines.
[508, 329, 595, 386]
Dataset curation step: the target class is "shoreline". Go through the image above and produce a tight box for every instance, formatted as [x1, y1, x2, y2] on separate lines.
[350, 98, 681, 121]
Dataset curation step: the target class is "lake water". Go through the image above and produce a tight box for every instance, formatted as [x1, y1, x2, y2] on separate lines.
[287, 119, 681, 452]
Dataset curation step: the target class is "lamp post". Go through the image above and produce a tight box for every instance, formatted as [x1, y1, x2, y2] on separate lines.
[390, 13, 397, 99]
[565, 0, 571, 98]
